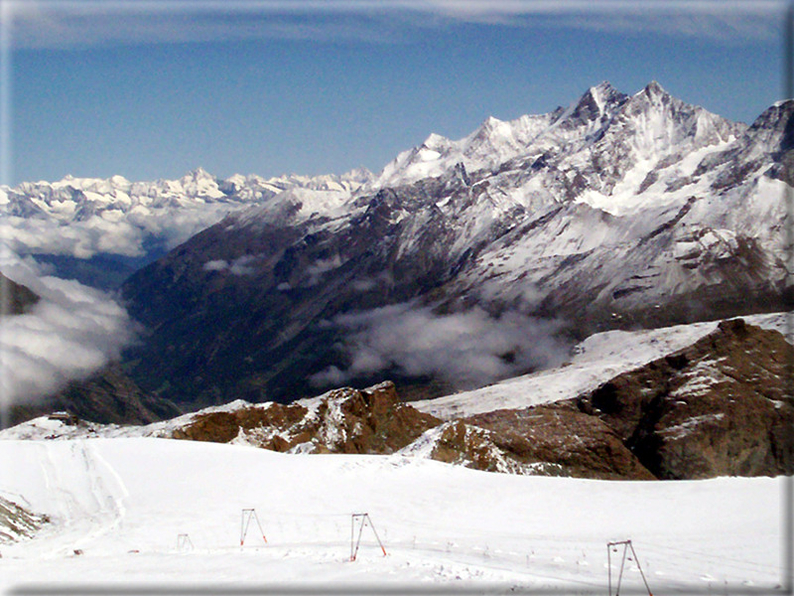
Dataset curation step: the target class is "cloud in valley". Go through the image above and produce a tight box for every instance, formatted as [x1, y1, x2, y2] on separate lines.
[1, 201, 238, 260]
[311, 301, 569, 390]
[0, 254, 137, 418]
[203, 255, 257, 275]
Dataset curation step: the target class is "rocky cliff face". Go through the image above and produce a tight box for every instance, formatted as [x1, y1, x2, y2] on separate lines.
[576, 318, 793, 478]
[461, 404, 656, 480]
[453, 319, 793, 480]
[172, 381, 440, 455]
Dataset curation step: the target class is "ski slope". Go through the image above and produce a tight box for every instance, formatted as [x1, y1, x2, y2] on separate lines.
[0, 437, 786, 594]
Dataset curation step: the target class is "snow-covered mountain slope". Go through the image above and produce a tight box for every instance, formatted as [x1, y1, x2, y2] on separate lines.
[0, 167, 374, 287]
[415, 311, 788, 420]
[0, 437, 785, 592]
[365, 82, 782, 326]
[115, 81, 792, 407]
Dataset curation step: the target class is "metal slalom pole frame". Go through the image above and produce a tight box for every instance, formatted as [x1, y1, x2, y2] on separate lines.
[240, 508, 267, 547]
[350, 513, 387, 561]
[607, 540, 652, 596]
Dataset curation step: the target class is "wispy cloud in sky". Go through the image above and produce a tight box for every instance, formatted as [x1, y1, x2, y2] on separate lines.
[6, 1, 411, 49]
[5, 0, 786, 50]
[5, 0, 785, 184]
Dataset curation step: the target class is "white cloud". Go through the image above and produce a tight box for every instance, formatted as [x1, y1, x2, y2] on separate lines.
[202, 255, 257, 275]
[7, 0, 409, 50]
[0, 254, 138, 425]
[310, 301, 569, 390]
[413, 0, 785, 42]
[1, 215, 145, 259]
[0, 201, 239, 260]
[7, 0, 785, 50]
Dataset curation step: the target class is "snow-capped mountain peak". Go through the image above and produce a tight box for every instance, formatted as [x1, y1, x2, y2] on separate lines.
[1, 167, 375, 266]
[587, 80, 621, 111]
[639, 79, 665, 97]
[561, 80, 627, 125]
[371, 81, 742, 192]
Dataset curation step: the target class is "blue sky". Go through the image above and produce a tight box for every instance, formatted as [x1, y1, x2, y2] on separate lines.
[2, 0, 789, 185]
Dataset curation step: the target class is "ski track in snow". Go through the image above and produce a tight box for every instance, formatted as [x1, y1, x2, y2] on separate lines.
[0, 438, 785, 593]
[28, 440, 127, 559]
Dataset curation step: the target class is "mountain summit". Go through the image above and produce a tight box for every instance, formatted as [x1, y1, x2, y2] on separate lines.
[8, 82, 788, 410]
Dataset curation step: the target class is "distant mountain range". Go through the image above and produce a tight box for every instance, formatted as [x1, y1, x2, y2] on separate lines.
[1, 167, 374, 288]
[3, 81, 792, 412]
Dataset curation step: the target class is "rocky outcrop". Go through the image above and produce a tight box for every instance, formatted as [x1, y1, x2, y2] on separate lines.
[418, 319, 793, 480]
[576, 319, 794, 478]
[463, 404, 656, 480]
[401, 420, 532, 475]
[173, 381, 440, 455]
[0, 496, 48, 544]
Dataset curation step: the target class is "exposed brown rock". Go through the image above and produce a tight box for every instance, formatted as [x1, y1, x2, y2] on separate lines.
[577, 319, 794, 479]
[173, 381, 441, 455]
[172, 402, 308, 445]
[464, 403, 656, 480]
[429, 318, 793, 480]
[0, 495, 48, 543]
[422, 420, 527, 474]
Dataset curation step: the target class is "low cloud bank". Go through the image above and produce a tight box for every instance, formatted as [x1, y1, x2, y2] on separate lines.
[311, 302, 570, 390]
[0, 255, 137, 422]
[3, 203, 236, 260]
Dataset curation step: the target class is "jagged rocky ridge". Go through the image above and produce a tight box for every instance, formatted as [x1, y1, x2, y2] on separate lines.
[174, 319, 793, 479]
[170, 381, 439, 454]
[576, 318, 793, 478]
[20, 318, 786, 481]
[119, 82, 793, 407]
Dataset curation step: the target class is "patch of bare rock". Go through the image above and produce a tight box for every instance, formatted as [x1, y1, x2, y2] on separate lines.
[173, 381, 440, 455]
[169, 319, 794, 480]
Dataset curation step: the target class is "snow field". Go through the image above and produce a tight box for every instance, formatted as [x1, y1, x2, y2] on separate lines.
[416, 312, 788, 419]
[0, 437, 786, 593]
